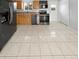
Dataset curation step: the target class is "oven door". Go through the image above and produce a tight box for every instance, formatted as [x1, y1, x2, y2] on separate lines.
[39, 14, 49, 25]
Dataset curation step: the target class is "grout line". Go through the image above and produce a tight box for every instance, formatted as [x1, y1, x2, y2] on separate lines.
[55, 42, 65, 56]
[28, 42, 31, 59]
[9, 41, 77, 43]
[0, 55, 77, 57]
[39, 42, 41, 59]
[47, 43, 54, 59]
[65, 42, 78, 56]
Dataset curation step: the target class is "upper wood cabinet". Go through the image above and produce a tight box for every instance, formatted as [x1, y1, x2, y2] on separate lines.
[16, 0, 22, 1]
[33, 0, 40, 9]
[17, 1, 22, 9]
[8, 0, 22, 2]
[33, 0, 40, 1]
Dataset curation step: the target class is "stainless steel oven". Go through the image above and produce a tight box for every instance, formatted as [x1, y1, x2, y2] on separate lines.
[39, 10, 49, 25]
[39, 14, 49, 25]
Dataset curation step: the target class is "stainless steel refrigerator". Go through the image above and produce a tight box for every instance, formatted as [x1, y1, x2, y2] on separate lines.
[0, 0, 16, 51]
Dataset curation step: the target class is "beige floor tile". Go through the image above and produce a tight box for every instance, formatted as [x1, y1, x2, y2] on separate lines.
[66, 56, 78, 59]
[57, 43, 73, 55]
[48, 43, 63, 55]
[41, 50, 51, 56]
[0, 57, 5, 59]
[30, 44, 40, 51]
[54, 56, 66, 59]
[29, 57, 40, 59]
[65, 42, 78, 55]
[3, 57, 17, 59]
[17, 57, 28, 59]
[18, 44, 30, 56]
[30, 50, 40, 56]
[41, 56, 53, 59]
[0, 22, 77, 58]
[40, 44, 49, 50]
[29, 43, 40, 56]
[0, 44, 20, 56]
[40, 44, 52, 55]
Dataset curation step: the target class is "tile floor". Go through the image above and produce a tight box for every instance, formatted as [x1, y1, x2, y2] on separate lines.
[0, 22, 78, 59]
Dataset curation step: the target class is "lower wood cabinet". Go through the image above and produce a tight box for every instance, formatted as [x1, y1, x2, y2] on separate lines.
[25, 13, 32, 25]
[16, 12, 32, 25]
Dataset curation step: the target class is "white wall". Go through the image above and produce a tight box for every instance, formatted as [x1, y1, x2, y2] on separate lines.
[58, 0, 69, 25]
[58, 0, 78, 31]
[48, 0, 58, 22]
[69, 0, 78, 31]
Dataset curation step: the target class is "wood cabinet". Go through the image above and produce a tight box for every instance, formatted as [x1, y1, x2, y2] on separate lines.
[17, 1, 22, 9]
[33, 0, 40, 9]
[8, 0, 22, 2]
[16, 12, 32, 25]
[25, 13, 32, 25]
[16, 0, 22, 1]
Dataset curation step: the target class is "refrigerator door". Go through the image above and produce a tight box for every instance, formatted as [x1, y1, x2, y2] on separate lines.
[0, 0, 16, 51]
[0, 22, 16, 51]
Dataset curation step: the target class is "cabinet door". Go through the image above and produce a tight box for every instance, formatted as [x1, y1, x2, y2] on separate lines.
[16, 13, 26, 25]
[16, 13, 32, 25]
[26, 13, 32, 25]
[17, 1, 22, 9]
[33, 0, 39, 9]
[16, 13, 22, 24]
[22, 13, 26, 24]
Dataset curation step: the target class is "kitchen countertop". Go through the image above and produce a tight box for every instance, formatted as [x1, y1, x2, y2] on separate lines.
[16, 9, 49, 13]
[16, 9, 49, 16]
[16, 10, 40, 16]
[16, 9, 39, 13]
